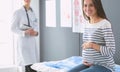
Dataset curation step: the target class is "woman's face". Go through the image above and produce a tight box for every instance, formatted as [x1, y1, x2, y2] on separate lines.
[83, 0, 97, 18]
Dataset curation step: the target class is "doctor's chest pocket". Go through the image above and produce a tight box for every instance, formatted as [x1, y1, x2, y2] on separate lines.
[30, 16, 37, 24]
[29, 13, 38, 23]
[29, 18, 38, 29]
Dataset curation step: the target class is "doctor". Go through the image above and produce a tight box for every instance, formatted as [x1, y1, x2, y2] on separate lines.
[11, 0, 38, 72]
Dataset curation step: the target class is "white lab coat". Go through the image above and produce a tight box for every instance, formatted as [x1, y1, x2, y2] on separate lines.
[11, 6, 39, 66]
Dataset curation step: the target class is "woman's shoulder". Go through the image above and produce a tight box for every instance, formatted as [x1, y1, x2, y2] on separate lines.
[101, 19, 112, 28]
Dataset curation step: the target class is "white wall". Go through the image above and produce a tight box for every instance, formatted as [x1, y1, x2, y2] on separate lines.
[0, 66, 18, 72]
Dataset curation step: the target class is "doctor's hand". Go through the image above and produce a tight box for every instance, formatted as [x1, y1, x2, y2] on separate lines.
[82, 42, 100, 51]
[29, 30, 38, 36]
[25, 28, 38, 36]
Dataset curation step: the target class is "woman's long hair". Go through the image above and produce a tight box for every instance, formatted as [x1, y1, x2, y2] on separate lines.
[82, 0, 108, 21]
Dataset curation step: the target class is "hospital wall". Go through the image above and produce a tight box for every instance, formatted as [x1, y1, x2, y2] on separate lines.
[40, 0, 80, 61]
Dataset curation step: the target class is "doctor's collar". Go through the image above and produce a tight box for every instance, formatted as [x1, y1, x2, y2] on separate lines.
[23, 6, 33, 12]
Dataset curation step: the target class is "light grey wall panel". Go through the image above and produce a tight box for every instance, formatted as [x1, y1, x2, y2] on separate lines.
[40, 0, 80, 61]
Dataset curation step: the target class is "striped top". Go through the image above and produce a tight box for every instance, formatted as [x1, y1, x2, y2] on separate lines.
[82, 19, 115, 72]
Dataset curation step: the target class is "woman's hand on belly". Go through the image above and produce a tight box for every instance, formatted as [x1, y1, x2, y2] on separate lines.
[83, 61, 93, 66]
[82, 42, 93, 50]
[82, 42, 100, 51]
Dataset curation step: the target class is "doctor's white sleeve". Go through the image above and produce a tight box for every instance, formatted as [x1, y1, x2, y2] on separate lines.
[11, 11, 26, 37]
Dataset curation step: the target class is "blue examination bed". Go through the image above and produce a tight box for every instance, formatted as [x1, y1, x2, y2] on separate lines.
[31, 56, 120, 72]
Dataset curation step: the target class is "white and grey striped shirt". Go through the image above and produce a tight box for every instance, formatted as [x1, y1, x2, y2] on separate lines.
[82, 19, 115, 72]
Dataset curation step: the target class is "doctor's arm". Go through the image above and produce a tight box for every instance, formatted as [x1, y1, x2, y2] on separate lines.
[11, 11, 26, 37]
